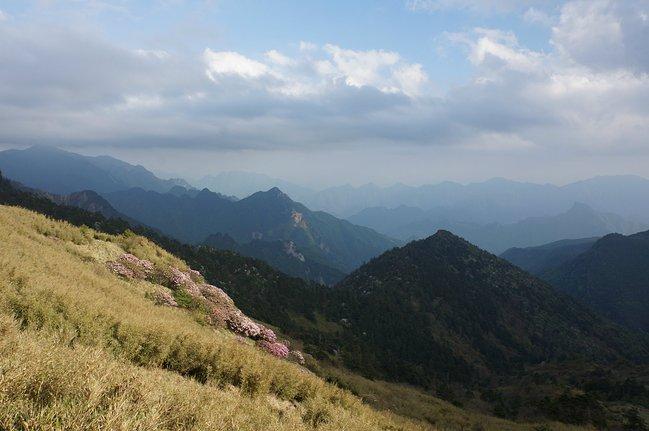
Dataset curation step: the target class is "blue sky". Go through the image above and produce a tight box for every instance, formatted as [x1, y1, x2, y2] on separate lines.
[0, 1, 648, 186]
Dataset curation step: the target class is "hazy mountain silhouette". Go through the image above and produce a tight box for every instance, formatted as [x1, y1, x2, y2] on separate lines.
[0, 146, 191, 195]
[350, 202, 647, 254]
[311, 176, 649, 222]
[196, 171, 314, 200]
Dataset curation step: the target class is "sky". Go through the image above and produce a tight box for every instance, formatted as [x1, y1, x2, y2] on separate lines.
[0, 0, 648, 187]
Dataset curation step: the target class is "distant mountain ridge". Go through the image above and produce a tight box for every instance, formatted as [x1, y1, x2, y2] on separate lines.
[351, 202, 647, 254]
[196, 171, 314, 200]
[309, 176, 649, 221]
[103, 186, 398, 276]
[0, 146, 191, 194]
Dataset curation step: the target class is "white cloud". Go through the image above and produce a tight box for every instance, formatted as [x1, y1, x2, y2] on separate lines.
[450, 28, 544, 73]
[2, 0, 649, 183]
[201, 44, 429, 98]
[523, 7, 554, 26]
[552, 0, 649, 72]
[393, 64, 429, 98]
[203, 49, 269, 80]
[264, 49, 293, 66]
[406, 0, 549, 13]
[323, 44, 400, 89]
[299, 41, 317, 52]
[0, 9, 9, 21]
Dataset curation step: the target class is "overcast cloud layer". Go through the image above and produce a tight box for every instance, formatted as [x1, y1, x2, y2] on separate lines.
[0, 0, 648, 185]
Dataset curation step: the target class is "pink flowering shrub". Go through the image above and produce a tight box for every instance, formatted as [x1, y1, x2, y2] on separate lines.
[199, 283, 233, 306]
[107, 253, 155, 280]
[153, 290, 178, 307]
[120, 253, 153, 271]
[226, 312, 261, 338]
[257, 340, 289, 359]
[289, 350, 306, 365]
[258, 326, 277, 343]
[169, 267, 192, 287]
[106, 261, 135, 278]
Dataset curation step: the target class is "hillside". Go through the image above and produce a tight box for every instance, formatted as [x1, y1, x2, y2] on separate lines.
[501, 237, 599, 275]
[1, 174, 645, 429]
[0, 194, 596, 431]
[104, 186, 398, 275]
[0, 204, 430, 431]
[328, 231, 648, 385]
[204, 233, 346, 285]
[545, 230, 649, 333]
[0, 146, 189, 194]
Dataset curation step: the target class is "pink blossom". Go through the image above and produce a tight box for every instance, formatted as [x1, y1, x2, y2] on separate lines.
[258, 326, 277, 343]
[226, 312, 261, 338]
[199, 283, 234, 306]
[258, 340, 290, 359]
[116, 253, 154, 279]
[169, 267, 192, 287]
[153, 290, 178, 307]
[106, 261, 134, 278]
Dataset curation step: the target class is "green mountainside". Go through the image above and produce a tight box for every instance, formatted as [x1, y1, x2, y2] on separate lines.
[546, 230, 649, 333]
[501, 237, 599, 275]
[104, 186, 398, 275]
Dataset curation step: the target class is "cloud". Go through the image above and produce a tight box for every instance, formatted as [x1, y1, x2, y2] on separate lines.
[523, 7, 555, 26]
[204, 50, 270, 80]
[406, 0, 553, 13]
[264, 49, 294, 66]
[0, 9, 8, 21]
[1, 0, 649, 184]
[201, 44, 429, 98]
[551, 0, 649, 73]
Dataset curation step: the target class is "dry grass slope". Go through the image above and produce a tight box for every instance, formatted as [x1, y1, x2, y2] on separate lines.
[0, 205, 593, 431]
[0, 205, 427, 431]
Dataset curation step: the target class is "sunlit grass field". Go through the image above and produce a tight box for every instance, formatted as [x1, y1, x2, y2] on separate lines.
[0, 205, 591, 430]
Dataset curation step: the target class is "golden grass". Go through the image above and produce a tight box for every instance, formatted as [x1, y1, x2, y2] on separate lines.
[0, 205, 595, 430]
[0, 205, 430, 431]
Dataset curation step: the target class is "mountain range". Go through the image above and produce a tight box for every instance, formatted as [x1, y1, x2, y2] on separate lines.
[0, 146, 397, 282]
[102, 186, 397, 276]
[323, 231, 649, 387]
[2, 171, 648, 428]
[0, 146, 191, 194]
[196, 171, 314, 200]
[350, 202, 647, 254]
[307, 176, 649, 221]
